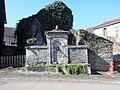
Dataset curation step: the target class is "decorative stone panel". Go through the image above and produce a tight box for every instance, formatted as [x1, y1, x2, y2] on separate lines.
[68, 45, 88, 64]
[26, 46, 49, 65]
[46, 30, 69, 64]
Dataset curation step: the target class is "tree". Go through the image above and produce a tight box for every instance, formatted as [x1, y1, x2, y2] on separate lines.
[15, 1, 73, 54]
[36, 1, 73, 31]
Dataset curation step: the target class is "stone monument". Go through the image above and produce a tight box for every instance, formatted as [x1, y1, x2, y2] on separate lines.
[26, 26, 88, 65]
[46, 25, 69, 64]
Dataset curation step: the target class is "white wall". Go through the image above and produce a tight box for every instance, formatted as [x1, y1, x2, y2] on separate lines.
[94, 23, 120, 38]
[93, 23, 120, 55]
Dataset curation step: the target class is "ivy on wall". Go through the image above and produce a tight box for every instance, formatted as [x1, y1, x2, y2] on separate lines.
[15, 1, 73, 54]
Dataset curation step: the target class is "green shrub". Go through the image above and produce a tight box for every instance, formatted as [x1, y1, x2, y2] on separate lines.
[56, 64, 62, 72]
[75, 64, 81, 75]
[65, 64, 88, 75]
[28, 63, 89, 75]
[66, 64, 75, 75]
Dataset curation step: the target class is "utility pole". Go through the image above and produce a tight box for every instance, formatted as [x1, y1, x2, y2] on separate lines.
[0, 0, 7, 55]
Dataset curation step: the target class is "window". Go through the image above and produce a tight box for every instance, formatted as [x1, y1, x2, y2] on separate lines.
[4, 36, 12, 45]
[103, 28, 107, 36]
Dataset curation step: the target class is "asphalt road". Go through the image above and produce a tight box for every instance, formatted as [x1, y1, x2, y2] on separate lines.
[0, 69, 120, 90]
[0, 79, 120, 90]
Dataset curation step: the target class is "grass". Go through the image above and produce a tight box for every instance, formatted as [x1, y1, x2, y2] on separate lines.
[28, 63, 90, 75]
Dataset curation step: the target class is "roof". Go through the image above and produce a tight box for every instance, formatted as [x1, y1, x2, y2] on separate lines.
[86, 18, 120, 32]
[86, 27, 94, 33]
[0, 0, 7, 23]
[94, 18, 120, 29]
[4, 27, 16, 37]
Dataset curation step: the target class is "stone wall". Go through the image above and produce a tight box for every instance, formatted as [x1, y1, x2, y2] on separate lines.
[26, 46, 49, 65]
[75, 30, 113, 71]
[68, 45, 88, 64]
[26, 45, 88, 65]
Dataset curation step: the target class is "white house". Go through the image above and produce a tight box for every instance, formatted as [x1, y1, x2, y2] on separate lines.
[86, 18, 120, 55]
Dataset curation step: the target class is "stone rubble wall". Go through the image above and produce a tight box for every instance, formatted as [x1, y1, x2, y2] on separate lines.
[68, 45, 88, 64]
[26, 45, 88, 65]
[75, 30, 113, 71]
[26, 46, 49, 65]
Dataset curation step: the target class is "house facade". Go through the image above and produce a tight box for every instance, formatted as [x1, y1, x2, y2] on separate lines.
[2, 27, 17, 55]
[93, 18, 120, 39]
[4, 27, 16, 46]
[86, 18, 120, 56]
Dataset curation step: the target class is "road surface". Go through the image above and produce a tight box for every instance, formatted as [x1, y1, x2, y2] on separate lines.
[0, 79, 120, 90]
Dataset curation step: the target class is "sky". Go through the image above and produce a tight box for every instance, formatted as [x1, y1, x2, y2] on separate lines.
[5, 0, 120, 29]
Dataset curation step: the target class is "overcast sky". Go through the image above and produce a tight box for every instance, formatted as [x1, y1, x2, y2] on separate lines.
[5, 0, 120, 29]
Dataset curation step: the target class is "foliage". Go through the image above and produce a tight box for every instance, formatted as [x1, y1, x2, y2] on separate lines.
[56, 64, 62, 72]
[65, 64, 88, 75]
[15, 1, 73, 46]
[26, 37, 37, 45]
[36, 1, 73, 31]
[15, 15, 37, 48]
[15, 1, 73, 54]
[15, 15, 36, 38]
[29, 63, 89, 75]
